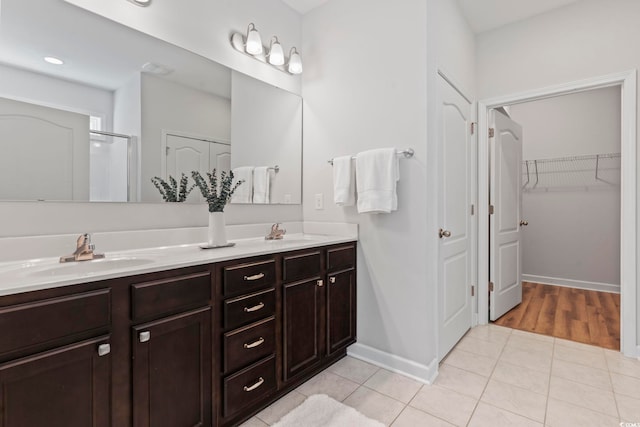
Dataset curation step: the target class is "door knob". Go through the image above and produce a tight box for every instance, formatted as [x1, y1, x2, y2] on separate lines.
[439, 229, 452, 238]
[519, 220, 529, 226]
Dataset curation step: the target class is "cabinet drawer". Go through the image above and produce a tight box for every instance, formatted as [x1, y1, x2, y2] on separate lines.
[282, 251, 321, 283]
[224, 288, 275, 330]
[327, 245, 356, 272]
[223, 355, 276, 418]
[223, 260, 276, 297]
[223, 317, 275, 374]
[131, 271, 211, 322]
[0, 289, 110, 358]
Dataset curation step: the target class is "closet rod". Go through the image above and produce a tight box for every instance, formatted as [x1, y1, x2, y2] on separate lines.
[328, 148, 414, 165]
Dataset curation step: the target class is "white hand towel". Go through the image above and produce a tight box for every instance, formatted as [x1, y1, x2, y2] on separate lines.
[355, 148, 399, 214]
[253, 166, 270, 204]
[332, 155, 355, 206]
[230, 166, 254, 203]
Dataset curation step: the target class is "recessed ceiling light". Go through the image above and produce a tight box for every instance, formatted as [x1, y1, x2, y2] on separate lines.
[44, 56, 64, 65]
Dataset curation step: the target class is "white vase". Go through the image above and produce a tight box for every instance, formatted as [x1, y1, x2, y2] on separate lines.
[208, 211, 227, 246]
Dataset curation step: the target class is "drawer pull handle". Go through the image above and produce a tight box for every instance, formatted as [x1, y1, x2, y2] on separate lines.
[244, 377, 265, 392]
[244, 337, 265, 349]
[97, 343, 111, 357]
[244, 302, 265, 313]
[244, 273, 265, 281]
[329, 277, 336, 284]
[139, 331, 151, 343]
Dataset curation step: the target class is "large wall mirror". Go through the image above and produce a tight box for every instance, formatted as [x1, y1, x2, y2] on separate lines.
[0, 0, 302, 204]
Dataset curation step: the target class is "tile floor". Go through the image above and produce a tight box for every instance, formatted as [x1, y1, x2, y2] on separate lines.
[240, 325, 640, 426]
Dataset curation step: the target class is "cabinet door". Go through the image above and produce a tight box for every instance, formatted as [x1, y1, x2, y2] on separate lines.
[132, 307, 211, 427]
[327, 269, 357, 355]
[282, 278, 323, 380]
[0, 336, 111, 427]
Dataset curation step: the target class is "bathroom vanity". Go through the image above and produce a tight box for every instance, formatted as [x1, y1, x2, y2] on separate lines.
[0, 235, 356, 427]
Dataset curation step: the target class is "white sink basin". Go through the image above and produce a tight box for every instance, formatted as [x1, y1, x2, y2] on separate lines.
[24, 257, 155, 278]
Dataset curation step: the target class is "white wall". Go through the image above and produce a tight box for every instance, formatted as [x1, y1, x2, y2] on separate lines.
[509, 87, 621, 290]
[140, 74, 231, 201]
[231, 71, 302, 204]
[476, 0, 639, 347]
[63, 0, 302, 95]
[113, 73, 142, 201]
[302, 0, 474, 380]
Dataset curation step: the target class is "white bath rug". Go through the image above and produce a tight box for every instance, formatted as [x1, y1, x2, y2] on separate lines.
[272, 394, 384, 427]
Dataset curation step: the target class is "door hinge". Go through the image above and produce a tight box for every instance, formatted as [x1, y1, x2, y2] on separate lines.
[471, 285, 475, 297]
[488, 128, 495, 138]
[471, 204, 475, 215]
[471, 122, 476, 135]
[489, 205, 494, 215]
[165, 147, 170, 156]
[489, 281, 494, 292]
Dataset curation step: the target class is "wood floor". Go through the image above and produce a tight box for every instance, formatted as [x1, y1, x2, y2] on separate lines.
[494, 282, 620, 350]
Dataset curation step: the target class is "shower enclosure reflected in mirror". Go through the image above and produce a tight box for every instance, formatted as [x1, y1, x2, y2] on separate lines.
[0, 0, 302, 204]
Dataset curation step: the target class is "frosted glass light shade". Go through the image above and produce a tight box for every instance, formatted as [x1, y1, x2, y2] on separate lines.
[268, 37, 285, 66]
[288, 47, 303, 74]
[245, 24, 263, 55]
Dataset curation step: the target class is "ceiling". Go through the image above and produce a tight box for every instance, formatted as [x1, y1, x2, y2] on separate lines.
[280, 0, 330, 15]
[456, 0, 583, 33]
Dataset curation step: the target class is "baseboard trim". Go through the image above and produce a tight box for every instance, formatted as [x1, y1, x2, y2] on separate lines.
[523, 274, 620, 294]
[347, 343, 438, 384]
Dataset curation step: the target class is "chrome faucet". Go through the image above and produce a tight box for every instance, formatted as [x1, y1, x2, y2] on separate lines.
[265, 223, 286, 240]
[60, 233, 105, 263]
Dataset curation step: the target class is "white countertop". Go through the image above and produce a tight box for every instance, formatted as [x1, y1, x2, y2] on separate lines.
[0, 233, 357, 297]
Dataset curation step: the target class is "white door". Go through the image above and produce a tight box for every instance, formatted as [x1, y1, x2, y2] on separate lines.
[209, 143, 231, 175]
[437, 76, 473, 360]
[489, 110, 524, 321]
[165, 134, 210, 202]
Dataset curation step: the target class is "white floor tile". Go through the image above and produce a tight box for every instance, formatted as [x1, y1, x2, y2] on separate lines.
[548, 376, 618, 417]
[505, 335, 554, 355]
[434, 364, 489, 399]
[238, 417, 268, 427]
[409, 385, 477, 426]
[480, 379, 547, 422]
[511, 329, 555, 343]
[466, 325, 511, 344]
[328, 356, 380, 384]
[551, 358, 612, 390]
[499, 345, 552, 373]
[553, 344, 608, 370]
[468, 402, 543, 427]
[491, 359, 549, 395]
[343, 386, 406, 426]
[610, 372, 640, 398]
[616, 393, 640, 422]
[555, 338, 606, 354]
[605, 350, 640, 379]
[454, 335, 504, 359]
[443, 348, 496, 377]
[295, 371, 360, 402]
[391, 406, 454, 427]
[363, 369, 422, 404]
[546, 398, 620, 427]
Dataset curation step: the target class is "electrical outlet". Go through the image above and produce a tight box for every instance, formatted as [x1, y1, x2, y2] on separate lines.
[314, 193, 324, 210]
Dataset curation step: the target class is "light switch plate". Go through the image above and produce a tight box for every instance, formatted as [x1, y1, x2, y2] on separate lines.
[314, 193, 324, 210]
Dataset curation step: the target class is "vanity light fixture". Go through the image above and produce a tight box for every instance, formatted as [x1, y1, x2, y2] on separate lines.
[44, 56, 64, 65]
[267, 37, 285, 66]
[230, 23, 303, 75]
[127, 0, 151, 6]
[287, 47, 303, 75]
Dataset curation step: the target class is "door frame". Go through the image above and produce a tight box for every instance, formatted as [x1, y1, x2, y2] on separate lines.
[477, 70, 638, 357]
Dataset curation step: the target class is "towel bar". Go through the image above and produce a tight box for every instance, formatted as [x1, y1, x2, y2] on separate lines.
[328, 148, 414, 165]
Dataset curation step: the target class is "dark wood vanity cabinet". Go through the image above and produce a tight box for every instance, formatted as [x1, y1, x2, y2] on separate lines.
[0, 241, 356, 427]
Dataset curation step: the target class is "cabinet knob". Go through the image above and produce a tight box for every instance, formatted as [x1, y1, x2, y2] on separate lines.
[329, 277, 336, 284]
[317, 280, 324, 287]
[97, 343, 110, 357]
[243, 377, 265, 392]
[244, 273, 265, 281]
[139, 331, 151, 343]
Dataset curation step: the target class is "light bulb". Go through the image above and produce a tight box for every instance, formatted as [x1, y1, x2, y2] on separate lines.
[268, 37, 285, 66]
[288, 47, 303, 74]
[245, 23, 263, 55]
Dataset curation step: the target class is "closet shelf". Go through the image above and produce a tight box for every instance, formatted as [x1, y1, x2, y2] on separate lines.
[522, 152, 620, 190]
